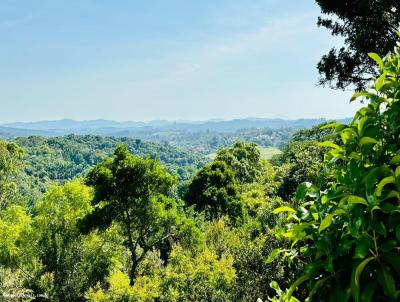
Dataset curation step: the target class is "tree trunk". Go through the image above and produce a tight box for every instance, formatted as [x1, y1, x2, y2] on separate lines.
[129, 250, 137, 286]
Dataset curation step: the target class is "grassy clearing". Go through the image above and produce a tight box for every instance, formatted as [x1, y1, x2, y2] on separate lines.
[257, 146, 281, 159]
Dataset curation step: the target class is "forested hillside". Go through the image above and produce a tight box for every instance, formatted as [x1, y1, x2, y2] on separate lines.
[10, 135, 207, 201]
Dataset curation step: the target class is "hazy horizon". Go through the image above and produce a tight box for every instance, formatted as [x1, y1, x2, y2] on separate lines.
[1, 115, 351, 125]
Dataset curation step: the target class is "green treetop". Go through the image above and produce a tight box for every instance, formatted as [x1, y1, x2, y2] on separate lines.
[80, 145, 199, 285]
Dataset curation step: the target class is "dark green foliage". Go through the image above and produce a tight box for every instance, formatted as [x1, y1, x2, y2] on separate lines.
[185, 161, 244, 222]
[316, 0, 400, 90]
[271, 45, 400, 301]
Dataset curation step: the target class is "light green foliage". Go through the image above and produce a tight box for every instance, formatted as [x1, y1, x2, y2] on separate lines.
[241, 160, 280, 206]
[215, 141, 263, 184]
[257, 146, 282, 160]
[159, 245, 235, 302]
[0, 141, 23, 209]
[86, 268, 161, 302]
[271, 43, 400, 301]
[32, 180, 120, 301]
[200, 216, 297, 302]
[0, 205, 33, 269]
[0, 268, 36, 302]
[86, 244, 235, 302]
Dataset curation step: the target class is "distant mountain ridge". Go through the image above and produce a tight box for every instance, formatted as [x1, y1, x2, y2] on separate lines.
[2, 117, 351, 135]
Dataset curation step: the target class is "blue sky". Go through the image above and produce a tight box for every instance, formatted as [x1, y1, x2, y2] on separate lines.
[0, 0, 361, 122]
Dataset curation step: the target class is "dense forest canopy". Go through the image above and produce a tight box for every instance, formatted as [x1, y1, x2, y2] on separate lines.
[0, 125, 326, 301]
[11, 135, 207, 199]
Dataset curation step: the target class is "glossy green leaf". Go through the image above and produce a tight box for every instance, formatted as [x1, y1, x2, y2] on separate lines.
[376, 176, 395, 197]
[347, 195, 368, 206]
[396, 225, 400, 242]
[350, 91, 374, 102]
[341, 129, 357, 144]
[357, 117, 369, 136]
[349, 152, 361, 160]
[359, 137, 378, 146]
[368, 53, 384, 69]
[354, 238, 372, 259]
[270, 280, 281, 292]
[320, 122, 341, 129]
[295, 182, 313, 201]
[266, 249, 286, 264]
[365, 166, 391, 193]
[319, 214, 334, 232]
[273, 206, 295, 214]
[390, 155, 400, 165]
[395, 166, 400, 178]
[286, 274, 309, 301]
[318, 141, 340, 149]
[376, 72, 387, 91]
[354, 257, 374, 288]
[384, 190, 399, 201]
[377, 265, 396, 299]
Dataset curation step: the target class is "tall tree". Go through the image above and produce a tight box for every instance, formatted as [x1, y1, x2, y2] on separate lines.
[80, 145, 190, 285]
[316, 0, 400, 90]
[215, 141, 262, 184]
[185, 161, 243, 222]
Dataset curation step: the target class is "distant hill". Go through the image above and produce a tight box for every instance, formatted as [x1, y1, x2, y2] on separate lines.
[0, 126, 53, 139]
[2, 117, 351, 136]
[4, 119, 148, 130]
